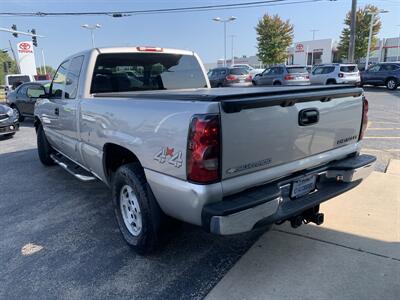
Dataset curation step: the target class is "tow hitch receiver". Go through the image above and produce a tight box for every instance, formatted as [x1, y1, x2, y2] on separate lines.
[289, 206, 324, 228]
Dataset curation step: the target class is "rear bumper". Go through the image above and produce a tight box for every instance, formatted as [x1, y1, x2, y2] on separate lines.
[202, 154, 376, 235]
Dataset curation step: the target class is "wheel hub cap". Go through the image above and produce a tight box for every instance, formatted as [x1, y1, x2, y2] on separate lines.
[120, 185, 142, 236]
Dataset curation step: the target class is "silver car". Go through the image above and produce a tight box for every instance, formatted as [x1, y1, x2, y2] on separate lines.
[310, 64, 360, 85]
[252, 65, 310, 86]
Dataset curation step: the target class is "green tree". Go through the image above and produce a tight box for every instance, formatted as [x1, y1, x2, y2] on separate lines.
[36, 65, 56, 76]
[256, 14, 294, 65]
[0, 51, 18, 85]
[337, 5, 382, 62]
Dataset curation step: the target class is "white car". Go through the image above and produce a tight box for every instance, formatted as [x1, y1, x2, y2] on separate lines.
[231, 64, 264, 77]
[310, 64, 360, 85]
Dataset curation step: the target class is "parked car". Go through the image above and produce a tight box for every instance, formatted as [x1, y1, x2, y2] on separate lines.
[252, 65, 310, 86]
[231, 64, 264, 77]
[360, 62, 400, 90]
[208, 67, 252, 87]
[6, 81, 50, 121]
[34, 46, 375, 254]
[310, 64, 360, 85]
[0, 104, 19, 137]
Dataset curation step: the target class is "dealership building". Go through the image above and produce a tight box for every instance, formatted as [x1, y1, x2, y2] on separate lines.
[207, 36, 400, 70]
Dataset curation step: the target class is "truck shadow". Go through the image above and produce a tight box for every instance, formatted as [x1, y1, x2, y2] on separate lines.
[0, 148, 398, 299]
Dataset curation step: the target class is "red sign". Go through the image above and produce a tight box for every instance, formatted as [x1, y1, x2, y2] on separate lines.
[18, 42, 33, 53]
[295, 43, 304, 52]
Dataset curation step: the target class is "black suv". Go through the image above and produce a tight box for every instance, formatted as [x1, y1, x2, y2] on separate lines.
[360, 62, 400, 90]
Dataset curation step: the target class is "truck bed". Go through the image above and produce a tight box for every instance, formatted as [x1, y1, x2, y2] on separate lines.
[93, 85, 363, 113]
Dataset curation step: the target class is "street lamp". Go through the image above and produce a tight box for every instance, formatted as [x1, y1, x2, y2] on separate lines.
[310, 29, 319, 65]
[365, 10, 388, 69]
[213, 16, 237, 66]
[81, 23, 101, 48]
[396, 25, 400, 62]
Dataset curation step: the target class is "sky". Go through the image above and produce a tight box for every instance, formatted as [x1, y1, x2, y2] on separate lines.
[0, 0, 399, 68]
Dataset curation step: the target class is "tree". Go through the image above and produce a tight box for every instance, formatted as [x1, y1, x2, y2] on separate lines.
[0, 51, 18, 85]
[255, 14, 294, 65]
[36, 65, 56, 76]
[337, 5, 382, 62]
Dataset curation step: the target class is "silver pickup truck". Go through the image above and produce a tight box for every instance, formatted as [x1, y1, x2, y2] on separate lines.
[34, 46, 376, 254]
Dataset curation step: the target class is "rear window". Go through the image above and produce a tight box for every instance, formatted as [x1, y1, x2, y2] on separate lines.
[286, 67, 307, 74]
[340, 65, 358, 72]
[7, 75, 31, 86]
[230, 68, 248, 75]
[91, 53, 207, 93]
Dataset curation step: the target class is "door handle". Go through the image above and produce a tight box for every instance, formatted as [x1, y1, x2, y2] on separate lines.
[299, 108, 319, 126]
[54, 107, 59, 116]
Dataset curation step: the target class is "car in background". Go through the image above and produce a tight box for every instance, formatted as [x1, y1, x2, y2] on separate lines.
[310, 64, 360, 85]
[252, 65, 310, 86]
[4, 74, 34, 95]
[208, 67, 252, 87]
[360, 62, 400, 90]
[231, 64, 264, 77]
[0, 104, 19, 138]
[6, 81, 50, 121]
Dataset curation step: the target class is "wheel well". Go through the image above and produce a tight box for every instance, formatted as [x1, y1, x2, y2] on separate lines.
[386, 77, 398, 84]
[273, 80, 282, 85]
[326, 78, 336, 84]
[103, 143, 141, 181]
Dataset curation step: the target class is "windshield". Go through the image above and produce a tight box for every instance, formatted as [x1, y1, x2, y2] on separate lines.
[91, 53, 207, 93]
[7, 75, 31, 86]
[230, 68, 249, 75]
[286, 67, 308, 74]
[340, 65, 358, 72]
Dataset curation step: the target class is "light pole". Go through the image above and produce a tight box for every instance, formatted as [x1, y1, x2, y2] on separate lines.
[213, 16, 237, 66]
[310, 29, 319, 65]
[229, 35, 236, 65]
[81, 24, 101, 48]
[365, 10, 388, 69]
[397, 25, 400, 61]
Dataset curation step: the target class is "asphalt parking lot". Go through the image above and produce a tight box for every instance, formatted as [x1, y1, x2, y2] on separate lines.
[0, 87, 399, 299]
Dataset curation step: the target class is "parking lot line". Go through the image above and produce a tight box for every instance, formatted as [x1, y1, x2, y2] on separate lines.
[367, 128, 400, 130]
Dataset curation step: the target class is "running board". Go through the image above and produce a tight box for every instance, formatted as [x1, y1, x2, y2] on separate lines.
[50, 153, 96, 182]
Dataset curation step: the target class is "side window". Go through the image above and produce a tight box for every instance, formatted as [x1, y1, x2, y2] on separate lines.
[65, 56, 84, 99]
[368, 65, 381, 72]
[50, 60, 69, 99]
[18, 85, 28, 95]
[323, 66, 335, 74]
[276, 67, 284, 74]
[219, 69, 227, 76]
[313, 67, 324, 75]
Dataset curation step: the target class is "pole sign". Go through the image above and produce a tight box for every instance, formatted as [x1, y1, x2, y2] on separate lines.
[17, 41, 37, 76]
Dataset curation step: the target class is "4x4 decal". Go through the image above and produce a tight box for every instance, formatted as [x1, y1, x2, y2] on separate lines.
[154, 147, 183, 168]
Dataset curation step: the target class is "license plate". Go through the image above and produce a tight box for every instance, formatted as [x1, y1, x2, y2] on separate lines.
[239, 79, 245, 83]
[296, 76, 304, 80]
[291, 175, 317, 198]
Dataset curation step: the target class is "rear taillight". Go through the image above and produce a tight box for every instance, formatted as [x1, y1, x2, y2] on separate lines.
[305, 75, 310, 79]
[359, 97, 369, 141]
[226, 75, 237, 81]
[187, 115, 221, 183]
[284, 75, 295, 80]
[338, 73, 344, 78]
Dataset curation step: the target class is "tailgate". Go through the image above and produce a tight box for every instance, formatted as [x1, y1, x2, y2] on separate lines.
[219, 88, 363, 179]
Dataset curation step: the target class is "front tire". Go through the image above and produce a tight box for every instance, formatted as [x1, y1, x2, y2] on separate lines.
[386, 78, 398, 90]
[12, 106, 24, 122]
[37, 124, 55, 166]
[112, 163, 163, 254]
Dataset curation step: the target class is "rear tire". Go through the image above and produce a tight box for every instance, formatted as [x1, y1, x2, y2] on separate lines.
[273, 81, 282, 86]
[37, 124, 55, 166]
[112, 163, 164, 255]
[386, 78, 398, 90]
